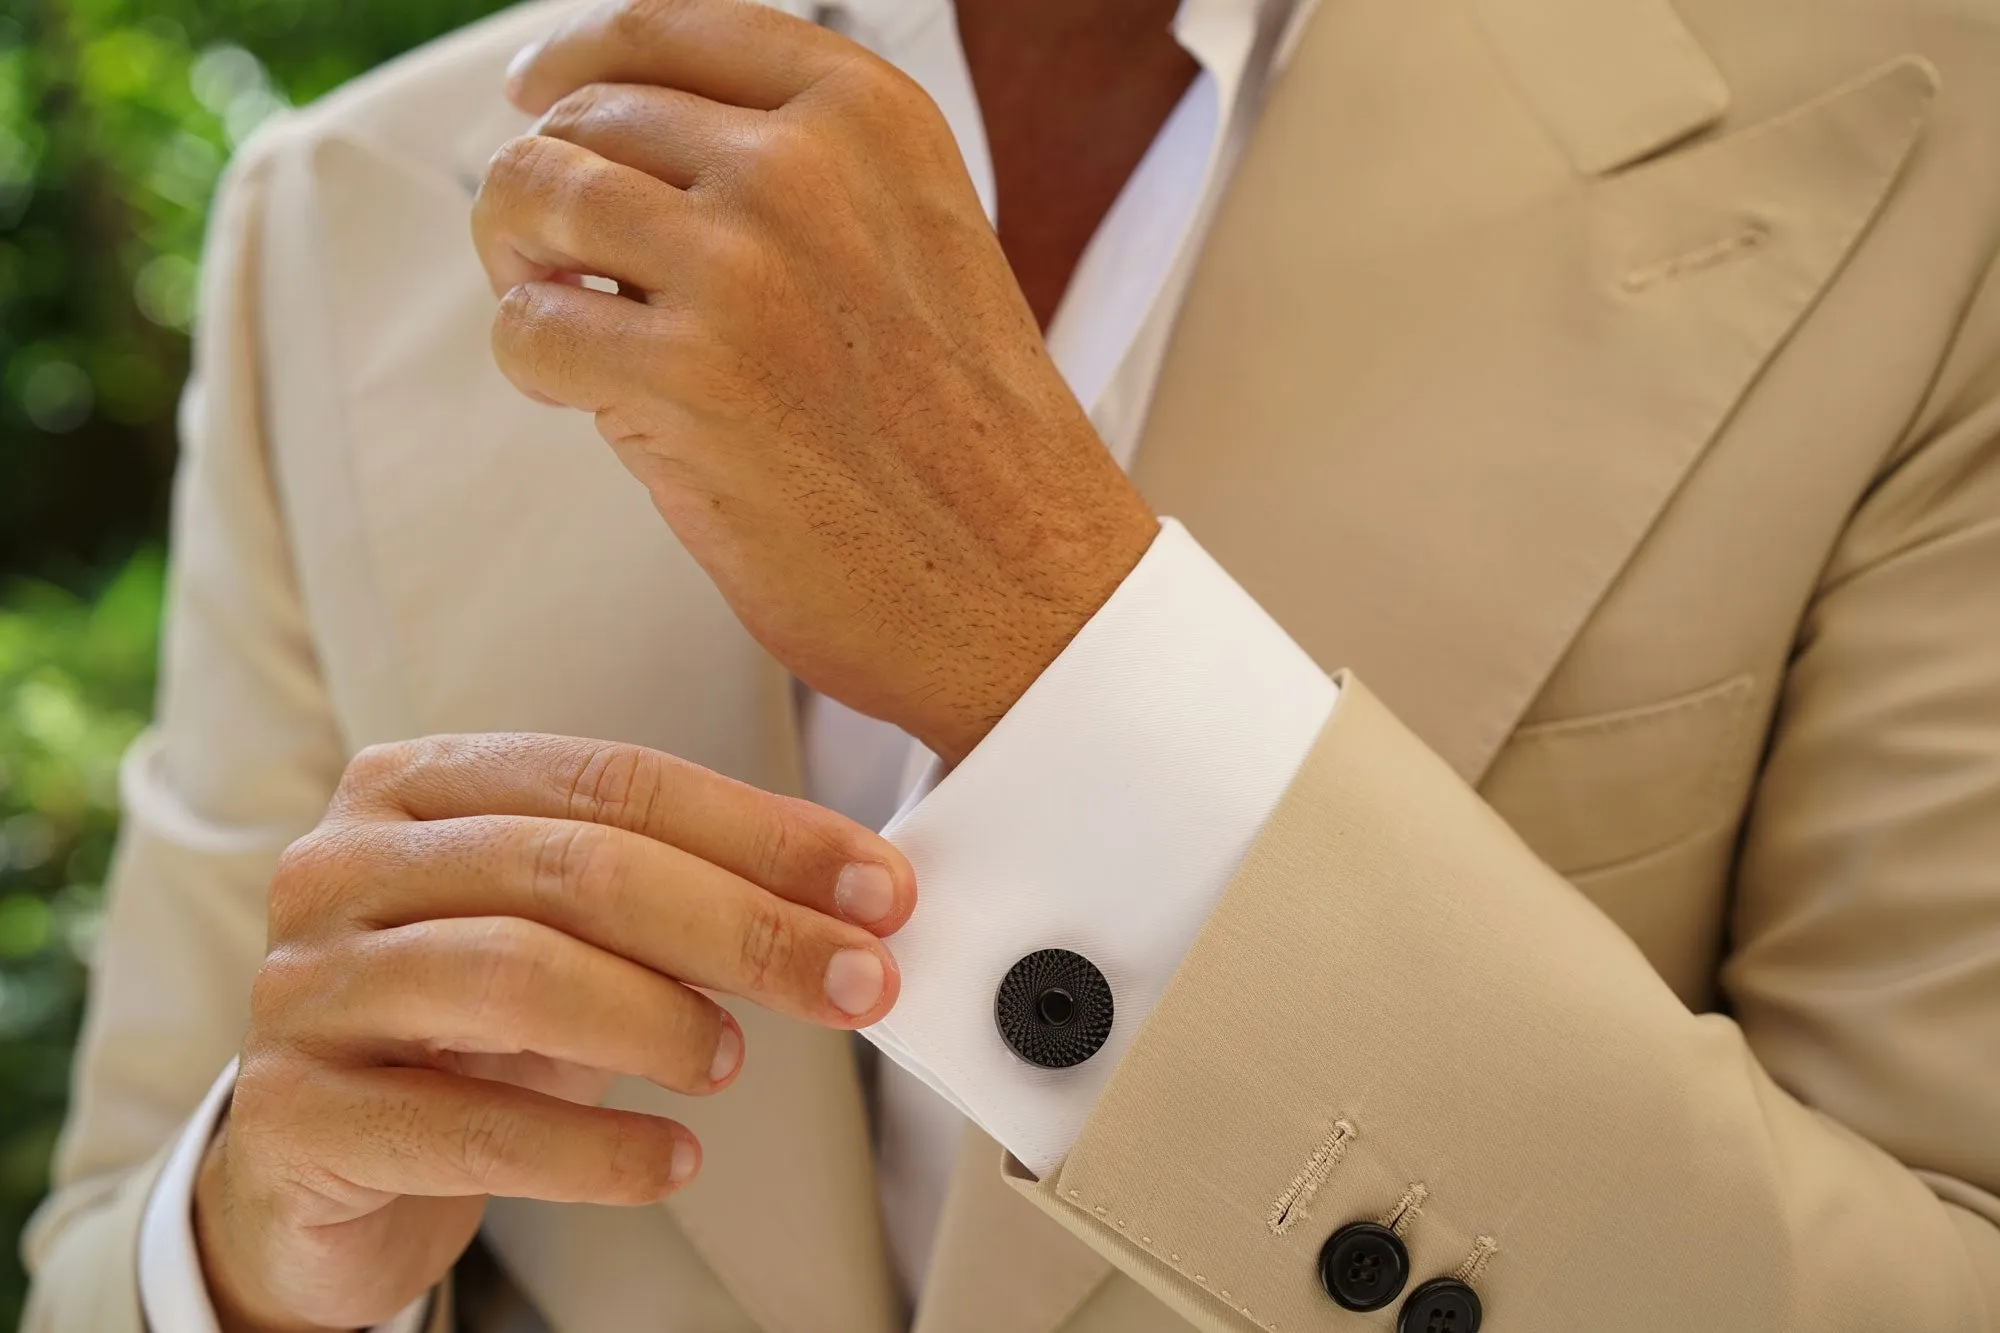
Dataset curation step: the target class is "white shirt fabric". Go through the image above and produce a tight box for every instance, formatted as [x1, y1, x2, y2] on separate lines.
[138, 0, 1335, 1326]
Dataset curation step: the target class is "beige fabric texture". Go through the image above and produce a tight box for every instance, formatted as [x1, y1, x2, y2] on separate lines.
[21, 0, 2000, 1328]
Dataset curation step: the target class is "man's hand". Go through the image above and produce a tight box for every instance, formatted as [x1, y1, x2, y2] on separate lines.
[473, 0, 1159, 765]
[196, 734, 911, 1332]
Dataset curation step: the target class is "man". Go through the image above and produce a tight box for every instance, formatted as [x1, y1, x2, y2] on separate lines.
[20, 0, 2000, 1328]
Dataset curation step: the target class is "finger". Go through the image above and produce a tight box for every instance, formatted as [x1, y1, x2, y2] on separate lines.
[274, 917, 744, 1094]
[280, 1063, 700, 1205]
[334, 734, 914, 933]
[298, 818, 901, 1027]
[507, 0, 854, 115]
[531, 82, 759, 190]
[473, 133, 693, 298]
[489, 277, 672, 414]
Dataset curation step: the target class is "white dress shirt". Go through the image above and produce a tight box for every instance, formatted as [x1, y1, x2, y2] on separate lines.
[138, 0, 1336, 1326]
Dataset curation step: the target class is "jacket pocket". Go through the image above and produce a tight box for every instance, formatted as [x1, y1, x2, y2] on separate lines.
[1480, 673, 1763, 877]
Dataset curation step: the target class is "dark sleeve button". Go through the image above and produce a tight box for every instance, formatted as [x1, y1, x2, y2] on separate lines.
[994, 949, 1113, 1069]
[1397, 1277, 1482, 1333]
[1317, 1221, 1409, 1312]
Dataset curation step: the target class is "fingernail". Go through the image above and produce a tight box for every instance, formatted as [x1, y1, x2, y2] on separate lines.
[824, 949, 886, 1017]
[834, 862, 896, 926]
[709, 1020, 742, 1084]
[669, 1136, 700, 1184]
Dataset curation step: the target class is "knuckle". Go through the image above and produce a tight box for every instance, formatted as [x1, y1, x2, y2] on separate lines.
[268, 832, 327, 915]
[494, 289, 582, 385]
[494, 280, 549, 337]
[561, 742, 665, 832]
[538, 83, 614, 140]
[738, 123, 814, 187]
[745, 802, 801, 886]
[686, 225, 775, 308]
[228, 1052, 304, 1138]
[607, 0, 683, 47]
[339, 734, 463, 810]
[528, 819, 625, 911]
[829, 53, 932, 124]
[778, 794, 854, 863]
[548, 149, 623, 225]
[852, 56, 920, 105]
[339, 739, 414, 799]
[495, 282, 577, 356]
[247, 942, 322, 1028]
[706, 223, 767, 279]
[453, 1102, 540, 1187]
[465, 917, 555, 1012]
[735, 901, 797, 995]
[266, 830, 356, 937]
[484, 132, 558, 197]
[605, 0, 654, 43]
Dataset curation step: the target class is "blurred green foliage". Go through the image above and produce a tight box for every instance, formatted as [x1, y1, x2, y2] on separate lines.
[1, 0, 515, 1321]
[0, 550, 161, 1322]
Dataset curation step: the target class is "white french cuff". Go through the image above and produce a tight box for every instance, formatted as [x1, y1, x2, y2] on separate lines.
[139, 1059, 432, 1333]
[868, 517, 1339, 1176]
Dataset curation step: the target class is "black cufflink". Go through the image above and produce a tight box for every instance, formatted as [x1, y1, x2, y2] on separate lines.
[1318, 1220, 1409, 1312]
[994, 948, 1113, 1069]
[1397, 1277, 1482, 1333]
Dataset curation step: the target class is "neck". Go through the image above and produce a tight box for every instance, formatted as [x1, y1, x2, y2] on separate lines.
[958, 0, 1188, 51]
[954, 0, 1200, 327]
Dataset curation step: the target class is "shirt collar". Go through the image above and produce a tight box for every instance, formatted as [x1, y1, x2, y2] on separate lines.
[1171, 0, 1272, 82]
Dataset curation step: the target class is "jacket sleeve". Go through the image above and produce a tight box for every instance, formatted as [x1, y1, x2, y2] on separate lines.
[1009, 317, 2000, 1331]
[19, 117, 356, 1331]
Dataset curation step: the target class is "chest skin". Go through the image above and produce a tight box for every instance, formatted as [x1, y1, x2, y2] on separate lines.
[953, 0, 1200, 328]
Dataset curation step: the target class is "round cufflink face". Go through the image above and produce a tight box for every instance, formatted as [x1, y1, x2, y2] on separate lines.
[1397, 1277, 1482, 1333]
[994, 949, 1113, 1069]
[1318, 1221, 1410, 1312]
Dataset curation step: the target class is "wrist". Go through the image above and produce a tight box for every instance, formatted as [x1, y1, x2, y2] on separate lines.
[195, 1123, 338, 1333]
[917, 499, 1160, 764]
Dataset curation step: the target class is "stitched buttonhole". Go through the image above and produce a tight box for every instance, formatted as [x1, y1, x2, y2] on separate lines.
[1454, 1235, 1500, 1286]
[1621, 220, 1771, 292]
[1266, 1118, 1356, 1235]
[1380, 1182, 1429, 1236]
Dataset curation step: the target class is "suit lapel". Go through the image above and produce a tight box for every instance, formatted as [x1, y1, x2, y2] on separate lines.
[874, 3, 1942, 1329]
[1467, 0, 1729, 174]
[903, 5, 1754, 1329]
[1133, 0, 1935, 786]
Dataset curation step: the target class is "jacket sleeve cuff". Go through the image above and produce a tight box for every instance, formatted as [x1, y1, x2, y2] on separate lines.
[868, 517, 1339, 1175]
[1005, 677, 1998, 1332]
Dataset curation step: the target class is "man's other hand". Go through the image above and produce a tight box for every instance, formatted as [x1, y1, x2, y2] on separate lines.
[195, 734, 911, 1332]
[473, 0, 1160, 766]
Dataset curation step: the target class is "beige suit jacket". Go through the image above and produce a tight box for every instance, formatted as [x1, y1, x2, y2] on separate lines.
[23, 0, 2000, 1328]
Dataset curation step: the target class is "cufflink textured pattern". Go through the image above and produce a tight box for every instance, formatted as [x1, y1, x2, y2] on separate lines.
[995, 948, 1113, 1069]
